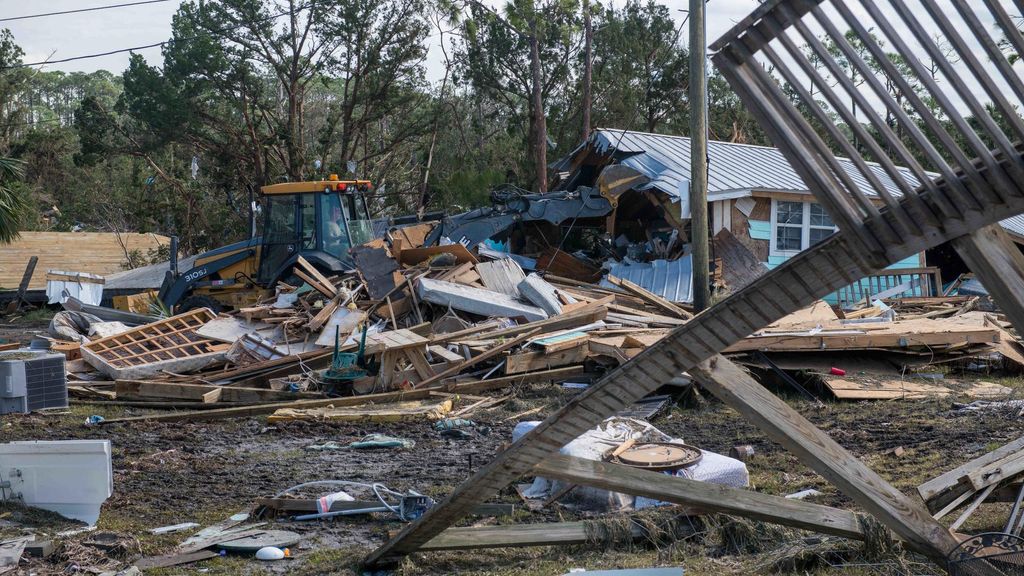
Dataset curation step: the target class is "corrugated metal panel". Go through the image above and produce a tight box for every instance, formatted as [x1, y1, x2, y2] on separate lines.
[1001, 215, 1024, 239]
[600, 257, 693, 303]
[581, 128, 924, 201]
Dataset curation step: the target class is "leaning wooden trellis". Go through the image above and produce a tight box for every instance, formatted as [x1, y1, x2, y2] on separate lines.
[364, 0, 1024, 569]
[82, 308, 227, 380]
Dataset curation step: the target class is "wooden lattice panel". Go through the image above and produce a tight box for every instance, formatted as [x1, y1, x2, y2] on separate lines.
[84, 308, 221, 368]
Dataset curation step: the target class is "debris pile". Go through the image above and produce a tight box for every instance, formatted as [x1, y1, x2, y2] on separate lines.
[11, 223, 1024, 573]
[27, 226, 1022, 420]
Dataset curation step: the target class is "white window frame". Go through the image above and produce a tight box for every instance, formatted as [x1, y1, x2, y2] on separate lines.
[768, 199, 838, 258]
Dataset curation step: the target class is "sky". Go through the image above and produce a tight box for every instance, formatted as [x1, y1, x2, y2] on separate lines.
[1, 0, 761, 83]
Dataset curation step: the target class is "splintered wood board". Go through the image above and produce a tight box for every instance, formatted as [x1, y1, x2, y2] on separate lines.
[768, 300, 839, 327]
[82, 308, 226, 378]
[726, 319, 1000, 353]
[364, 329, 429, 354]
[823, 378, 1011, 400]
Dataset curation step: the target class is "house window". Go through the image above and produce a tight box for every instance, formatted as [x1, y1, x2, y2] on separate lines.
[769, 199, 837, 257]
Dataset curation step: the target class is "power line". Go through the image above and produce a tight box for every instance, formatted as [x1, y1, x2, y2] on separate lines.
[1, 2, 313, 70]
[0, 0, 171, 23]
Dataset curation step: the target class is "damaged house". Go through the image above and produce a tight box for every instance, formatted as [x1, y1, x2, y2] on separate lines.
[552, 128, 1024, 307]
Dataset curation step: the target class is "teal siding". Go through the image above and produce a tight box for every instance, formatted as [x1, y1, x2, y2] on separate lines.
[748, 220, 771, 240]
[761, 248, 923, 306]
[885, 254, 922, 269]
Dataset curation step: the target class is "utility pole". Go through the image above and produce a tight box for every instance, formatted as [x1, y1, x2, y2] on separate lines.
[688, 0, 710, 311]
[581, 0, 592, 143]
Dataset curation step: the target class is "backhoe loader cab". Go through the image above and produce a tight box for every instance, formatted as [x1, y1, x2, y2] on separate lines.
[154, 176, 374, 312]
[256, 177, 374, 284]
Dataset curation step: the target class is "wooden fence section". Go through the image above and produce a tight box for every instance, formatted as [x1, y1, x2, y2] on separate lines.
[0, 231, 169, 290]
[833, 267, 942, 309]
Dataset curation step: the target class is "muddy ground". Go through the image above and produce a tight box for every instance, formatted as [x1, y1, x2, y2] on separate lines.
[3, 317, 1024, 575]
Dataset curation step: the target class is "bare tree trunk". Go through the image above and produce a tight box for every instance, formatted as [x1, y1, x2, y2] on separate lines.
[529, 24, 547, 193]
[420, 30, 454, 218]
[581, 0, 592, 143]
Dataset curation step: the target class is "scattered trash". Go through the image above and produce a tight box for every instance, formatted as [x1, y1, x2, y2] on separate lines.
[434, 418, 475, 431]
[149, 522, 200, 535]
[784, 489, 823, 500]
[255, 546, 285, 561]
[728, 445, 755, 461]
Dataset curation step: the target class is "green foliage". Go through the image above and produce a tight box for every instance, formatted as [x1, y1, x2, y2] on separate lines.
[590, 0, 688, 134]
[0, 157, 28, 243]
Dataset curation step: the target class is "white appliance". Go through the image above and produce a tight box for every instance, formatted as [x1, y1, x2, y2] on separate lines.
[0, 440, 113, 525]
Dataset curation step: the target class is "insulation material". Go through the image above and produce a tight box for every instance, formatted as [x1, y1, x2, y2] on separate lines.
[517, 273, 562, 316]
[418, 277, 547, 321]
[515, 417, 748, 512]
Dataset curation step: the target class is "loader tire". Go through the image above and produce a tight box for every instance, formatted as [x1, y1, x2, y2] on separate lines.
[177, 295, 223, 314]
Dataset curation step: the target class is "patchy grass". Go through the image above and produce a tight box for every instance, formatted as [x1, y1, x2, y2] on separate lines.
[8, 306, 55, 325]
[5, 371, 1024, 575]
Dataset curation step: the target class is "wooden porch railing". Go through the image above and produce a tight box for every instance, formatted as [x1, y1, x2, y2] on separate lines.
[834, 266, 942, 309]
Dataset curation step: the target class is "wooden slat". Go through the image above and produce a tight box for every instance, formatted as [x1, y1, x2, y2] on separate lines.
[535, 454, 880, 544]
[296, 256, 337, 296]
[419, 521, 647, 551]
[413, 329, 539, 389]
[689, 355, 958, 559]
[99, 365, 585, 425]
[919, 435, 1024, 511]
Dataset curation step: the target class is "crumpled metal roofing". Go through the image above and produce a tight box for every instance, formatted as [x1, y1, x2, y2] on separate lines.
[600, 256, 693, 304]
[554, 128, 923, 202]
[1000, 215, 1024, 240]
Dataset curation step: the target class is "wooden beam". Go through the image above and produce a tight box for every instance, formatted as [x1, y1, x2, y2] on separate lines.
[254, 498, 513, 518]
[114, 380, 320, 403]
[535, 454, 880, 544]
[99, 365, 584, 425]
[504, 342, 588, 374]
[470, 300, 610, 341]
[688, 355, 958, 560]
[919, 434, 1024, 514]
[412, 328, 539, 389]
[296, 256, 338, 296]
[418, 520, 649, 551]
[5, 256, 37, 314]
[952, 225, 1024, 340]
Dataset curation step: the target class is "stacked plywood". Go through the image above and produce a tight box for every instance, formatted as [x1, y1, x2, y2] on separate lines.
[0, 231, 170, 290]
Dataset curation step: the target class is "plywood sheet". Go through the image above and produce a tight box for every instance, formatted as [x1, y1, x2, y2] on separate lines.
[0, 232, 170, 290]
[823, 377, 1011, 400]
